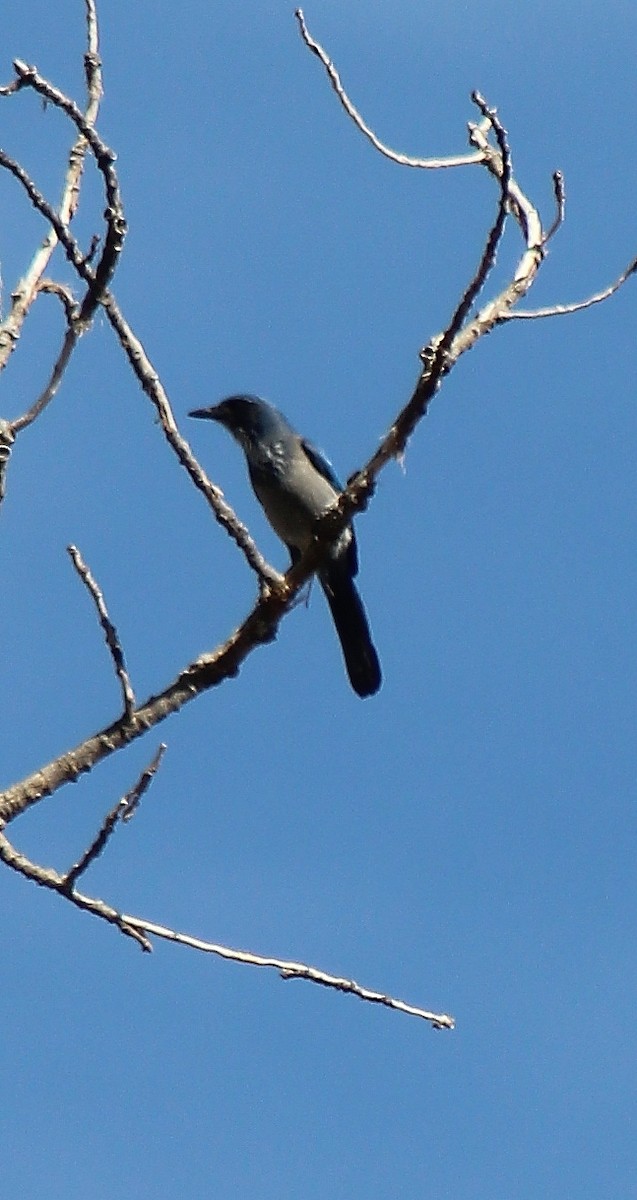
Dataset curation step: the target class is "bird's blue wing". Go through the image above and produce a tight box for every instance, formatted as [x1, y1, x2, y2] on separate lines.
[300, 438, 359, 577]
[300, 437, 343, 491]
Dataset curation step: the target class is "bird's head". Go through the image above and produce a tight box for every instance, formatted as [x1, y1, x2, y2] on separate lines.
[189, 394, 288, 451]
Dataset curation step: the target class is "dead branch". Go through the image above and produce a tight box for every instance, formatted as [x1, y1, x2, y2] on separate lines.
[501, 254, 637, 321]
[295, 8, 483, 171]
[62, 743, 165, 889]
[122, 914, 455, 1028]
[67, 544, 136, 718]
[543, 170, 566, 245]
[0, 829, 152, 950]
[0, 0, 101, 372]
[0, 140, 278, 581]
[0, 821, 453, 1025]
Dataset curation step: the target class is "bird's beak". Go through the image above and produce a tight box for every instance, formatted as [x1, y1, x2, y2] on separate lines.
[188, 405, 222, 421]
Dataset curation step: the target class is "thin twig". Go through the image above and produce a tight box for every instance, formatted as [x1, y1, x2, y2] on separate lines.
[15, 325, 79, 432]
[12, 58, 120, 214]
[122, 914, 455, 1028]
[0, 831, 151, 949]
[99, 293, 282, 585]
[0, 77, 22, 97]
[0, 821, 452, 1024]
[438, 92, 513, 356]
[0, 582, 293, 825]
[0, 146, 95, 285]
[62, 743, 166, 889]
[502, 254, 637, 320]
[543, 170, 566, 245]
[0, 152, 273, 581]
[63, 801, 127, 891]
[12, 56, 127, 324]
[0, 132, 273, 570]
[295, 9, 483, 171]
[121, 742, 166, 822]
[37, 278, 78, 322]
[67, 544, 136, 718]
[0, 419, 14, 502]
[0, 0, 101, 371]
[0, 128, 277, 575]
[83, 233, 101, 265]
[11, 283, 80, 433]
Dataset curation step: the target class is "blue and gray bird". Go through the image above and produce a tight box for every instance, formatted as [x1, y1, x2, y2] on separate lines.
[189, 395, 381, 697]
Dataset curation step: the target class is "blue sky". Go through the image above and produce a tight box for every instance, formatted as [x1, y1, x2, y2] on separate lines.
[1, 3, 636, 1197]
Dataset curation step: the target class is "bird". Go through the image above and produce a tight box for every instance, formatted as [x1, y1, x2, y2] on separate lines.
[189, 394, 381, 698]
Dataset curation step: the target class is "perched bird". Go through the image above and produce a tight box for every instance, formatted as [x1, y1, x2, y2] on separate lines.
[189, 394, 381, 697]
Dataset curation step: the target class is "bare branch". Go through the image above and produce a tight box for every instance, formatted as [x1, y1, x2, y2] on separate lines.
[67, 544, 136, 718]
[439, 92, 513, 355]
[0, 153, 273, 568]
[37, 278, 78, 322]
[0, 583, 293, 825]
[11, 56, 126, 324]
[121, 742, 166, 823]
[308, 99, 519, 532]
[0, 77, 22, 97]
[456, 122, 545, 346]
[0, 147, 273, 579]
[295, 8, 483, 171]
[16, 326, 79, 432]
[122, 914, 455, 1028]
[10, 283, 80, 433]
[63, 801, 128, 891]
[0, 419, 15, 502]
[502, 254, 637, 321]
[0, 831, 152, 950]
[543, 170, 566, 245]
[468, 122, 543, 250]
[12, 58, 109, 165]
[0, 147, 94, 287]
[100, 292, 282, 586]
[288, 20, 545, 537]
[0, 0, 101, 371]
[62, 743, 166, 889]
[0, 821, 452, 1024]
[0, 134, 275, 570]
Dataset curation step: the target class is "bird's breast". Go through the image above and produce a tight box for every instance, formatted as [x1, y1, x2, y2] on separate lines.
[248, 447, 348, 556]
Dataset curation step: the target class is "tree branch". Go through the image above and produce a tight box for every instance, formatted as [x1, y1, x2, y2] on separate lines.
[67, 544, 136, 719]
[295, 8, 483, 170]
[543, 169, 566, 245]
[10, 282, 80, 434]
[62, 743, 165, 889]
[0, 0, 101, 372]
[0, 140, 277, 580]
[0, 823, 453, 1027]
[501, 254, 637, 321]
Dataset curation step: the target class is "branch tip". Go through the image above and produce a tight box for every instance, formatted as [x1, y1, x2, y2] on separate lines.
[67, 544, 136, 717]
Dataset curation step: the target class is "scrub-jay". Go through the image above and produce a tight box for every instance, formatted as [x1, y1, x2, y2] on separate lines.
[189, 395, 381, 698]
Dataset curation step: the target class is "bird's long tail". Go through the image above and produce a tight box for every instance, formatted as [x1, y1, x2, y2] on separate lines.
[320, 567, 381, 698]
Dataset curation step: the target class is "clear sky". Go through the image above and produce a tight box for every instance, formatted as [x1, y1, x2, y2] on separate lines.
[1, 3, 636, 1198]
